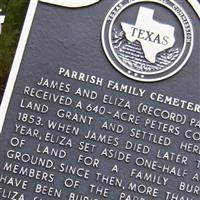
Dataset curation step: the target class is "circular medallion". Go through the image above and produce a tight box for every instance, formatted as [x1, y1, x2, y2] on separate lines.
[102, 0, 193, 82]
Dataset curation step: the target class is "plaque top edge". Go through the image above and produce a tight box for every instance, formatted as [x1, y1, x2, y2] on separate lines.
[38, 0, 200, 19]
[39, 0, 101, 8]
[187, 0, 200, 18]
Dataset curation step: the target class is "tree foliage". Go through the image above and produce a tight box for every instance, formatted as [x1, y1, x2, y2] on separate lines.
[0, 0, 29, 93]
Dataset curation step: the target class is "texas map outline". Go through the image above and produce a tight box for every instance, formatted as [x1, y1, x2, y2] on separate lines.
[121, 6, 175, 63]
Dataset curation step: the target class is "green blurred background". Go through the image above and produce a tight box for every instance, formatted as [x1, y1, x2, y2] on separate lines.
[0, 0, 29, 97]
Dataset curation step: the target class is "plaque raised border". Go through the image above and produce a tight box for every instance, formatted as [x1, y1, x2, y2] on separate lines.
[0, 1, 199, 199]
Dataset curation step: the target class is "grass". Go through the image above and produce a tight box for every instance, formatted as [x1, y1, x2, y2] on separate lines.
[0, 0, 28, 95]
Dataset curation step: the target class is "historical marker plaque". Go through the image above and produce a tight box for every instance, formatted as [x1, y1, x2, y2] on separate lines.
[0, 0, 200, 199]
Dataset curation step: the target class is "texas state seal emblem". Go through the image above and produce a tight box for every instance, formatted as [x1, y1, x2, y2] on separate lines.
[102, 0, 193, 82]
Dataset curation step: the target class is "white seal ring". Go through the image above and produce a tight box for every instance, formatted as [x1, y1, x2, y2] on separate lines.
[102, 0, 193, 82]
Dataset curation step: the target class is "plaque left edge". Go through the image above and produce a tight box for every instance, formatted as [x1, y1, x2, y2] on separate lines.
[0, 0, 39, 133]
